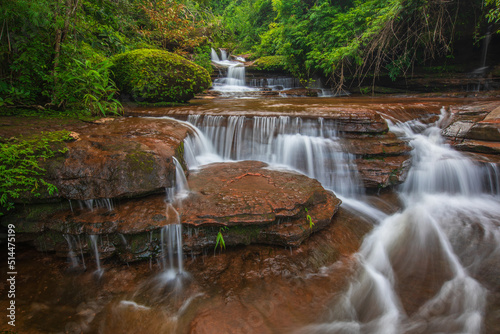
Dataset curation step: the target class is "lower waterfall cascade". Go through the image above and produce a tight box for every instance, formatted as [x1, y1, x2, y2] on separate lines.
[178, 107, 500, 334]
[295, 116, 500, 334]
[5, 97, 500, 334]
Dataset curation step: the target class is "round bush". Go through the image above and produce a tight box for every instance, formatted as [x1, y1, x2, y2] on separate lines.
[111, 49, 212, 103]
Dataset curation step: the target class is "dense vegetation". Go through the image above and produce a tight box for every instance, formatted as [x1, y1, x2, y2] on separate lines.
[0, 0, 498, 111]
[217, 0, 499, 89]
[0, 0, 216, 114]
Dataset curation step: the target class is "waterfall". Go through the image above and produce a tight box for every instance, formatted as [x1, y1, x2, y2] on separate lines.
[219, 48, 228, 61]
[170, 157, 189, 201]
[184, 115, 363, 198]
[77, 198, 114, 211]
[480, 26, 492, 69]
[249, 77, 302, 90]
[156, 155, 190, 289]
[468, 26, 493, 91]
[210, 48, 220, 62]
[159, 224, 186, 284]
[298, 114, 500, 334]
[64, 234, 80, 269]
[89, 235, 103, 278]
[210, 48, 257, 94]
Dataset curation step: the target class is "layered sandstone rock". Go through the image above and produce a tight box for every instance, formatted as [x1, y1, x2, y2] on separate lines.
[182, 161, 341, 249]
[42, 117, 191, 200]
[442, 101, 500, 156]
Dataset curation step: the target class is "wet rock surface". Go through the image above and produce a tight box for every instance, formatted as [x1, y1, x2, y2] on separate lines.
[443, 101, 500, 157]
[7, 161, 341, 260]
[5, 98, 499, 258]
[356, 155, 412, 188]
[0, 205, 375, 334]
[42, 117, 191, 200]
[125, 97, 407, 134]
[182, 161, 341, 248]
[124, 97, 453, 189]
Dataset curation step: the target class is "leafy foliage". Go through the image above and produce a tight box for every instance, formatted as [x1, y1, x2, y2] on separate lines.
[0, 0, 215, 114]
[56, 58, 123, 116]
[0, 131, 72, 215]
[486, 0, 500, 27]
[216, 0, 274, 52]
[140, 0, 207, 53]
[111, 48, 211, 103]
[251, 56, 288, 72]
[211, 0, 491, 89]
[0, 0, 496, 107]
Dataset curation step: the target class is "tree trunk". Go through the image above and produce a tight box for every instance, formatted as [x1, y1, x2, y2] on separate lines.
[51, 0, 80, 106]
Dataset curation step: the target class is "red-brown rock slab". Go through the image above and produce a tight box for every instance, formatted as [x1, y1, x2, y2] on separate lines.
[11, 161, 341, 258]
[43, 117, 192, 200]
[182, 161, 339, 225]
[125, 98, 393, 133]
[342, 132, 411, 156]
[182, 160, 341, 246]
[443, 101, 500, 157]
[356, 155, 412, 188]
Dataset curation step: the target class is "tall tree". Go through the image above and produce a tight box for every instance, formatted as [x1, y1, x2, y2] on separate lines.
[52, 0, 81, 105]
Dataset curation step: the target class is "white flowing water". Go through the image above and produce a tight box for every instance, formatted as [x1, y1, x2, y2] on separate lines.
[156, 156, 190, 289]
[178, 109, 500, 333]
[249, 77, 302, 90]
[158, 223, 187, 287]
[89, 234, 104, 278]
[297, 115, 500, 334]
[64, 234, 81, 269]
[185, 115, 363, 198]
[210, 48, 258, 94]
[77, 198, 114, 211]
[171, 157, 190, 201]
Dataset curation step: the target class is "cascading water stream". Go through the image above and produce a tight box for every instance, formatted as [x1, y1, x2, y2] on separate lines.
[184, 115, 364, 199]
[123, 153, 193, 314]
[297, 113, 500, 334]
[250, 77, 303, 91]
[154, 111, 499, 332]
[89, 234, 104, 278]
[78, 198, 114, 211]
[64, 234, 80, 269]
[210, 48, 257, 94]
[159, 157, 189, 284]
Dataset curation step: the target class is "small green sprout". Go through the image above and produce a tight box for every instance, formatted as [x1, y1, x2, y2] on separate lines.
[215, 226, 229, 251]
[305, 207, 314, 229]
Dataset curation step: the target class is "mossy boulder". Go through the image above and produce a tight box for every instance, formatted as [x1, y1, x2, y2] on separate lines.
[111, 49, 212, 103]
[250, 55, 288, 72]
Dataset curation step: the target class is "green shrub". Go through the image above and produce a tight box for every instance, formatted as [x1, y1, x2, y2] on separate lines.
[56, 58, 123, 116]
[111, 49, 212, 103]
[251, 55, 288, 72]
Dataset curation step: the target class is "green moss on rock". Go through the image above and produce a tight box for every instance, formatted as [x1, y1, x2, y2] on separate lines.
[252, 56, 288, 72]
[125, 150, 156, 175]
[111, 49, 212, 103]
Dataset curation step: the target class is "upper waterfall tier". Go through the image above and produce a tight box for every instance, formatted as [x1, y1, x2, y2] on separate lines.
[210, 48, 258, 93]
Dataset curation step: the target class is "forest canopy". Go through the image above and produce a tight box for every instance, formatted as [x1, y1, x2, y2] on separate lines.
[0, 0, 498, 112]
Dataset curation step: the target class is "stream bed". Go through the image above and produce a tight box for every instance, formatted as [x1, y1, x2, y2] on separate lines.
[1, 96, 500, 334]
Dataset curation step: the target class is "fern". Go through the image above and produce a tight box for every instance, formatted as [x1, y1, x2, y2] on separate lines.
[0, 131, 71, 215]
